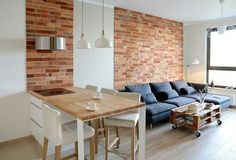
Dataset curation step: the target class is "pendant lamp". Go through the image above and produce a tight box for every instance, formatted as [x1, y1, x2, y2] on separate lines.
[78, 0, 91, 49]
[218, 0, 226, 35]
[94, 0, 112, 48]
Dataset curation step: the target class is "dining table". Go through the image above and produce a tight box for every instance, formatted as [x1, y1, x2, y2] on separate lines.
[33, 87, 146, 160]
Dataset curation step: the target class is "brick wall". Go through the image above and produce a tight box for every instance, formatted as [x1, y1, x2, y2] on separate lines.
[114, 7, 183, 89]
[26, 0, 73, 90]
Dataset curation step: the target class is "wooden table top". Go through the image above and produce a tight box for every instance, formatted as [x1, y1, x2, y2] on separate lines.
[28, 87, 145, 121]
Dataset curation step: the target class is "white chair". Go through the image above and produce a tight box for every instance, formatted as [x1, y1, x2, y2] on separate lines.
[85, 85, 98, 92]
[100, 88, 117, 95]
[104, 92, 141, 160]
[42, 104, 95, 160]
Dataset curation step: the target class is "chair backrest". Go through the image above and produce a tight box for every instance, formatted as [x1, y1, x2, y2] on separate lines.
[116, 92, 141, 113]
[100, 88, 117, 95]
[116, 92, 141, 102]
[85, 85, 98, 92]
[43, 104, 62, 145]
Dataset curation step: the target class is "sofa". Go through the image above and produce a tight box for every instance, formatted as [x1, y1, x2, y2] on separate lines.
[125, 80, 231, 128]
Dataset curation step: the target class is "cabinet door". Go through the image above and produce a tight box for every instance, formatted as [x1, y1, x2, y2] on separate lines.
[30, 103, 43, 126]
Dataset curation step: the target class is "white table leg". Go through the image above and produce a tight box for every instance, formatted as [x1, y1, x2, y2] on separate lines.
[138, 106, 146, 160]
[77, 119, 84, 160]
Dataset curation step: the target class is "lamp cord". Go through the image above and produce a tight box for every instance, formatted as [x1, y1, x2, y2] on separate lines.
[102, 0, 104, 33]
[221, 2, 223, 17]
[82, 0, 84, 34]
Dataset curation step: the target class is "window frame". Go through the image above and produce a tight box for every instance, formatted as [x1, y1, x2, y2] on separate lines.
[206, 25, 236, 86]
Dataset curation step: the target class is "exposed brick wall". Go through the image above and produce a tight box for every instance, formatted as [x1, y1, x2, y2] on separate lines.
[114, 7, 183, 89]
[26, 0, 73, 90]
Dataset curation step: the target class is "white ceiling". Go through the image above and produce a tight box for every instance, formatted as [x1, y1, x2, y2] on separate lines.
[85, 0, 236, 24]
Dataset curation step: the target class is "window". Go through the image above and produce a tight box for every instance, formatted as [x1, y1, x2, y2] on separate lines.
[207, 26, 236, 87]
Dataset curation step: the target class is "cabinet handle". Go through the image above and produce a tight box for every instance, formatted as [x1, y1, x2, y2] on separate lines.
[31, 118, 42, 128]
[30, 102, 42, 109]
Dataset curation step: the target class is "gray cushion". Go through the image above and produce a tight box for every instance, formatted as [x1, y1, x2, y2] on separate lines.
[170, 80, 188, 94]
[146, 102, 177, 116]
[180, 86, 196, 95]
[142, 93, 158, 104]
[164, 97, 196, 107]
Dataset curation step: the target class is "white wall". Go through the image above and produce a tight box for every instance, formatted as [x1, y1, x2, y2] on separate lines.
[184, 18, 236, 83]
[74, 1, 114, 89]
[0, 0, 30, 142]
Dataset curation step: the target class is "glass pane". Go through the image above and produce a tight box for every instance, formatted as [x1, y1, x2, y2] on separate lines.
[210, 29, 236, 67]
[209, 70, 236, 87]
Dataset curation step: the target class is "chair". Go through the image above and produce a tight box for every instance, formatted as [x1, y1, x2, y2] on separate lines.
[85, 84, 98, 92]
[42, 104, 95, 160]
[100, 88, 117, 95]
[93, 88, 118, 152]
[104, 92, 141, 160]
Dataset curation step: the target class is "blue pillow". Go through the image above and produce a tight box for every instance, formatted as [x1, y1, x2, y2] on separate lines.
[161, 90, 179, 100]
[170, 80, 188, 94]
[142, 93, 158, 104]
[150, 82, 172, 92]
[180, 86, 196, 95]
[125, 84, 152, 95]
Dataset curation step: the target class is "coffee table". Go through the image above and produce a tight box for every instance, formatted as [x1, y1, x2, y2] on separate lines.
[170, 103, 222, 137]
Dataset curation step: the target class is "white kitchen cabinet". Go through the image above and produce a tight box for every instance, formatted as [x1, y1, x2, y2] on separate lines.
[29, 94, 73, 155]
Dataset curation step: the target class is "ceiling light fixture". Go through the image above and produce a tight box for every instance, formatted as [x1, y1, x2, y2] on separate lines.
[94, 0, 112, 48]
[78, 0, 91, 49]
[218, 0, 226, 35]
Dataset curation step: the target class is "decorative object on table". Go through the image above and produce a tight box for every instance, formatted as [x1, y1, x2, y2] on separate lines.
[86, 102, 99, 111]
[78, 0, 91, 49]
[205, 103, 213, 109]
[187, 58, 200, 81]
[188, 103, 200, 113]
[198, 84, 208, 112]
[94, 0, 112, 48]
[93, 92, 103, 100]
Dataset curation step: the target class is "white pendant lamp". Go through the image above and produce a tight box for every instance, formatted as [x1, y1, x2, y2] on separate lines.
[95, 0, 112, 48]
[78, 0, 91, 49]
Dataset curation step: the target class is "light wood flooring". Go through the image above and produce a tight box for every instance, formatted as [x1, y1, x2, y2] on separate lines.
[1, 108, 236, 160]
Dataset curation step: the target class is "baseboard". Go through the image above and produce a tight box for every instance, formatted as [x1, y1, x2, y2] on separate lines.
[0, 135, 34, 147]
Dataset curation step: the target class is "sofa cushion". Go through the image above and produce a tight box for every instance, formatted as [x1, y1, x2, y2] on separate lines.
[164, 97, 196, 107]
[146, 102, 177, 116]
[125, 83, 151, 95]
[183, 93, 203, 101]
[142, 93, 158, 104]
[204, 94, 231, 105]
[180, 86, 196, 95]
[150, 82, 172, 92]
[170, 80, 188, 94]
[161, 90, 179, 100]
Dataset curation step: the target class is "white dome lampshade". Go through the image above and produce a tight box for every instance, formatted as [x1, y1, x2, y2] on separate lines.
[95, 30, 112, 48]
[78, 33, 91, 49]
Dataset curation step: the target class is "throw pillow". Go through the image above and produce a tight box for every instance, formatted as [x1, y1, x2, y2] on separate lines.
[180, 86, 196, 95]
[142, 93, 158, 104]
[161, 90, 179, 100]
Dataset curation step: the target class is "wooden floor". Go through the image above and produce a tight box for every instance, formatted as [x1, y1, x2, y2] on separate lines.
[1, 108, 236, 160]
